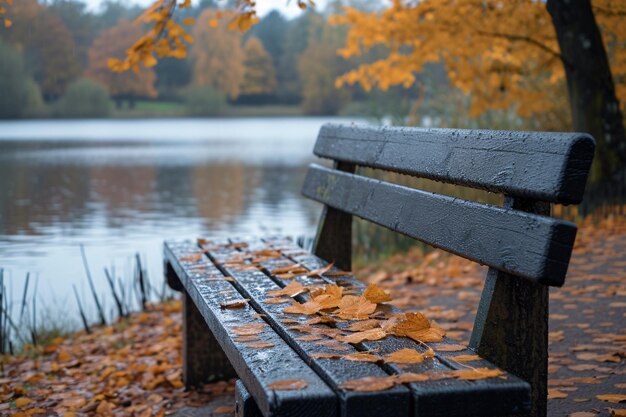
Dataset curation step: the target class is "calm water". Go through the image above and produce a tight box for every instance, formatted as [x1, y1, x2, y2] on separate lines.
[0, 117, 365, 325]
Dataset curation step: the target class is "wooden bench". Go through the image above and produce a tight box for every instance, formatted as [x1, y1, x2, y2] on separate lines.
[164, 123, 595, 417]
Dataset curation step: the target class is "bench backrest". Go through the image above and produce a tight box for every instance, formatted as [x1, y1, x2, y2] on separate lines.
[302, 123, 595, 417]
[302, 123, 596, 286]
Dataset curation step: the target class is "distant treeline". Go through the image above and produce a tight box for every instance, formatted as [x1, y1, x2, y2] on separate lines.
[0, 0, 423, 119]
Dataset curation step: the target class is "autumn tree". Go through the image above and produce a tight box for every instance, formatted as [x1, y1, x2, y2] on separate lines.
[48, 0, 97, 68]
[332, 0, 626, 181]
[191, 9, 245, 99]
[0, 39, 43, 118]
[298, 20, 351, 115]
[87, 19, 157, 107]
[240, 37, 276, 97]
[0, 0, 80, 99]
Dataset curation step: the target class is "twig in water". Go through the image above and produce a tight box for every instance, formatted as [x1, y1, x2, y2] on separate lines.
[0, 269, 5, 354]
[104, 267, 126, 318]
[80, 245, 106, 325]
[72, 285, 91, 334]
[19, 272, 30, 324]
[30, 290, 37, 346]
[135, 253, 147, 311]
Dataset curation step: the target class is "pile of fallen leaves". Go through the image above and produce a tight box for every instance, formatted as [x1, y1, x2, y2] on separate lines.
[0, 302, 232, 416]
[196, 238, 510, 391]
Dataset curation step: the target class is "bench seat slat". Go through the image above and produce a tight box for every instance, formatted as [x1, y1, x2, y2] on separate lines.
[226, 237, 531, 417]
[314, 123, 595, 204]
[302, 164, 577, 286]
[164, 240, 337, 417]
[203, 243, 411, 417]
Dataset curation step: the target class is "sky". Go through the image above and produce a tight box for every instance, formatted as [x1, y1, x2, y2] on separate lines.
[81, 0, 327, 17]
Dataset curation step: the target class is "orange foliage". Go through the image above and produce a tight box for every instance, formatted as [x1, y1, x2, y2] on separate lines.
[88, 20, 157, 98]
[0, 0, 12, 28]
[240, 37, 277, 96]
[331, 0, 626, 118]
[0, 301, 230, 415]
[190, 9, 245, 99]
[1, 0, 80, 98]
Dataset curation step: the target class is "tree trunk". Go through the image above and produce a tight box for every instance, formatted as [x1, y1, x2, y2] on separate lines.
[547, 0, 626, 182]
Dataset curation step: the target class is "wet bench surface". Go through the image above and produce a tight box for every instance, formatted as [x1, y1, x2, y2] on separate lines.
[164, 123, 595, 417]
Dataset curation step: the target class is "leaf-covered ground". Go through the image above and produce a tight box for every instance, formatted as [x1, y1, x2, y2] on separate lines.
[1, 217, 625, 417]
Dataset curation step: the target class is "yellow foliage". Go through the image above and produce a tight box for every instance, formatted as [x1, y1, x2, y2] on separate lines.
[0, 0, 10, 28]
[240, 37, 277, 96]
[88, 20, 158, 98]
[191, 9, 245, 99]
[331, 0, 626, 119]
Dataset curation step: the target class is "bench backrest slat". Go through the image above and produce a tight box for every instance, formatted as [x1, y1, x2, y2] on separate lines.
[303, 164, 577, 285]
[314, 124, 595, 204]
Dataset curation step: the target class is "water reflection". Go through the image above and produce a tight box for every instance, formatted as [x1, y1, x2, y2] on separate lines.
[0, 117, 363, 323]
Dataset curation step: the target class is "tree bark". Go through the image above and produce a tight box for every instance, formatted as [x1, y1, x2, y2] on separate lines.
[547, 0, 626, 182]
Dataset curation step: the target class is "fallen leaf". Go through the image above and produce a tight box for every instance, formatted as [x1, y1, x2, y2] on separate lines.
[15, 398, 33, 408]
[392, 312, 446, 343]
[311, 352, 341, 359]
[246, 342, 274, 349]
[345, 319, 380, 332]
[267, 379, 309, 390]
[231, 323, 266, 336]
[339, 376, 396, 392]
[220, 299, 250, 309]
[307, 262, 335, 277]
[214, 406, 235, 414]
[179, 253, 203, 262]
[311, 284, 344, 309]
[363, 284, 392, 304]
[548, 389, 569, 399]
[337, 328, 387, 344]
[234, 336, 259, 342]
[395, 372, 432, 383]
[597, 394, 626, 404]
[384, 348, 425, 364]
[451, 368, 504, 381]
[283, 300, 321, 315]
[336, 296, 377, 320]
[267, 281, 306, 297]
[297, 334, 325, 341]
[264, 297, 292, 304]
[342, 352, 382, 363]
[434, 344, 466, 352]
[450, 354, 481, 362]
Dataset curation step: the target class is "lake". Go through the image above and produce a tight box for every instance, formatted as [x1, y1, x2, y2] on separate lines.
[0, 117, 367, 327]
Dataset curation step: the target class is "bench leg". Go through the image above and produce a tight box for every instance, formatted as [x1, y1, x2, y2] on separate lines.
[235, 380, 263, 417]
[183, 290, 237, 387]
[470, 198, 550, 417]
[165, 261, 184, 292]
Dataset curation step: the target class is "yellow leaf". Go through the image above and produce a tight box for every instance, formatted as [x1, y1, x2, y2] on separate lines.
[384, 348, 425, 364]
[15, 398, 33, 408]
[183, 17, 195, 25]
[336, 328, 387, 344]
[362, 284, 392, 304]
[340, 376, 396, 392]
[598, 394, 626, 404]
[143, 54, 157, 68]
[208, 18, 219, 28]
[4, 18, 11, 28]
[267, 379, 309, 390]
[335, 295, 376, 320]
